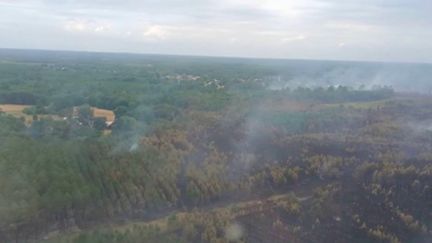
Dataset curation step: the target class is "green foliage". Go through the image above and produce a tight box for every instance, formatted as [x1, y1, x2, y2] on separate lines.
[1, 51, 431, 243]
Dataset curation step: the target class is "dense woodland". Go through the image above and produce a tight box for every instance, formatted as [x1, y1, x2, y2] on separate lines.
[0, 50, 431, 243]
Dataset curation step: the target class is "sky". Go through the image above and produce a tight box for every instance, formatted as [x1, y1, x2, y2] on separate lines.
[0, 0, 431, 63]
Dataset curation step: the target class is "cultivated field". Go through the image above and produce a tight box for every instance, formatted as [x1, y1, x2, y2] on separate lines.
[92, 108, 115, 124]
[0, 104, 34, 124]
[0, 104, 115, 125]
[0, 104, 31, 114]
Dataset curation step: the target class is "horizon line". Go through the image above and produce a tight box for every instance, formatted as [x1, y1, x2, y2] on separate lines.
[0, 47, 431, 65]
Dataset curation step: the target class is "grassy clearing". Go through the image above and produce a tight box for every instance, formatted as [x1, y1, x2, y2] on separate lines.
[0, 104, 64, 124]
[92, 108, 115, 124]
[0, 104, 31, 114]
[0, 104, 33, 124]
[0, 104, 115, 125]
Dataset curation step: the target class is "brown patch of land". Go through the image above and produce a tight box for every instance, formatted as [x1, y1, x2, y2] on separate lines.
[0, 104, 115, 126]
[92, 108, 115, 124]
[0, 104, 33, 124]
[0, 104, 31, 114]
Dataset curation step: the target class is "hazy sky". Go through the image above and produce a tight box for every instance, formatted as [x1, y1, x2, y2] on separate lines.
[0, 0, 431, 62]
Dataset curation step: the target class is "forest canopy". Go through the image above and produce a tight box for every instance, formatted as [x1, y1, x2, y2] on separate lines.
[0, 50, 431, 243]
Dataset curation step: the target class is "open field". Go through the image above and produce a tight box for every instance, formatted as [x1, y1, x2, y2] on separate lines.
[92, 108, 115, 124]
[0, 104, 31, 115]
[0, 104, 35, 124]
[0, 104, 115, 125]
